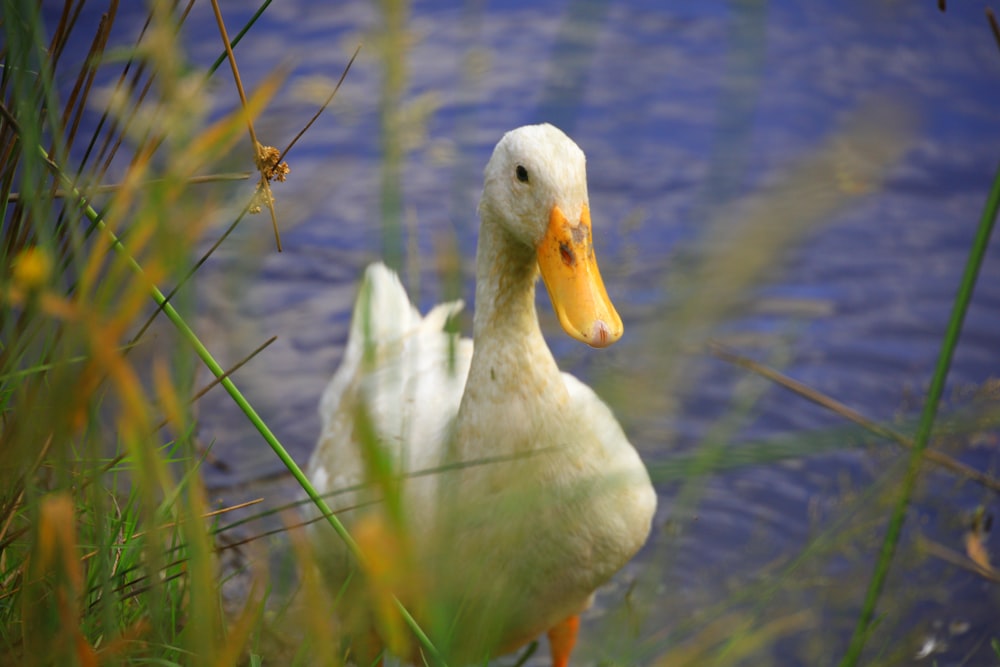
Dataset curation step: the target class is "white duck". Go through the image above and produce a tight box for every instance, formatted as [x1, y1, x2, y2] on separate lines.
[305, 124, 656, 667]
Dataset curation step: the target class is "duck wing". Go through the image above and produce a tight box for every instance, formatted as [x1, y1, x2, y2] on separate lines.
[307, 262, 472, 521]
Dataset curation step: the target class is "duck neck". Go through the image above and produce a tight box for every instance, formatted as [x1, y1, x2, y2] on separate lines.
[466, 218, 563, 392]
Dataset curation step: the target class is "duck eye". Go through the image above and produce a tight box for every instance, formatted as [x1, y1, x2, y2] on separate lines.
[516, 165, 529, 183]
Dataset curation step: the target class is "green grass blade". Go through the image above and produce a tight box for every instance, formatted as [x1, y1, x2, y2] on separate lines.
[839, 160, 1000, 666]
[32, 144, 445, 664]
[207, 0, 275, 76]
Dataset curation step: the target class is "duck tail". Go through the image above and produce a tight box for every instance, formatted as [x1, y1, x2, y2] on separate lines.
[349, 262, 421, 349]
[319, 263, 420, 418]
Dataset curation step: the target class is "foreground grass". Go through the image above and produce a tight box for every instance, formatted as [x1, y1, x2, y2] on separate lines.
[0, 1, 288, 663]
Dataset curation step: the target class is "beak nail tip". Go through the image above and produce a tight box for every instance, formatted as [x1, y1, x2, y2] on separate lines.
[592, 320, 610, 348]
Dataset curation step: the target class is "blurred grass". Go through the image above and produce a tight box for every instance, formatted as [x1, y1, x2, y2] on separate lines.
[0, 1, 293, 663]
[2, 1, 998, 666]
[841, 155, 1000, 666]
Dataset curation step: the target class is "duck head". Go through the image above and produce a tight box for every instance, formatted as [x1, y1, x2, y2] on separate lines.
[479, 124, 623, 348]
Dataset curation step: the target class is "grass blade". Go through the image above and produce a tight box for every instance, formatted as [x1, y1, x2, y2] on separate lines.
[839, 161, 1000, 665]
[32, 140, 445, 665]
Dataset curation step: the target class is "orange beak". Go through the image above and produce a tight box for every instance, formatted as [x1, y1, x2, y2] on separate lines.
[536, 204, 623, 348]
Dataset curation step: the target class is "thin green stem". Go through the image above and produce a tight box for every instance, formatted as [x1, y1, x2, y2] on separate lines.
[839, 161, 1000, 666]
[36, 145, 444, 664]
[207, 0, 274, 76]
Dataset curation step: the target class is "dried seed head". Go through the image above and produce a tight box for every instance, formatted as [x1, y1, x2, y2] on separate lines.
[255, 144, 290, 183]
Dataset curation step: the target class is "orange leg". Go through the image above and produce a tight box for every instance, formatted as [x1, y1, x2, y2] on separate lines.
[348, 625, 385, 667]
[547, 615, 580, 667]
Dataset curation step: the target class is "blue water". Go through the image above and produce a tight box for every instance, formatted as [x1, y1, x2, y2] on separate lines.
[40, 0, 1000, 663]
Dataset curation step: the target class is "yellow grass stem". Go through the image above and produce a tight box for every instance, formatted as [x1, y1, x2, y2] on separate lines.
[209, 0, 282, 251]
